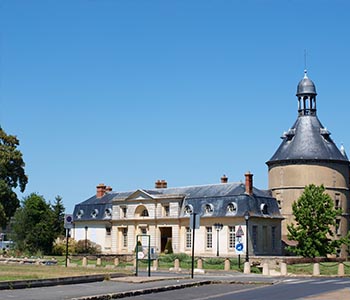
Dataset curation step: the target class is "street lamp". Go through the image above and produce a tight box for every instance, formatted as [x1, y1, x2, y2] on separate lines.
[244, 211, 250, 262]
[214, 223, 223, 257]
[84, 226, 88, 253]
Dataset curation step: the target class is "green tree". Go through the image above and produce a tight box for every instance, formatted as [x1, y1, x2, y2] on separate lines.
[0, 127, 28, 226]
[287, 184, 349, 257]
[12, 193, 54, 255]
[51, 195, 65, 237]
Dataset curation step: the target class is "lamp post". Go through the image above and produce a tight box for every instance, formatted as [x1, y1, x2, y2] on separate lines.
[214, 223, 223, 257]
[244, 211, 250, 262]
[84, 226, 88, 253]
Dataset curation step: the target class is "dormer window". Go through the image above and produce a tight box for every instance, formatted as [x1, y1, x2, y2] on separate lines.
[76, 209, 84, 219]
[104, 208, 112, 218]
[260, 203, 268, 215]
[184, 205, 193, 215]
[226, 202, 237, 215]
[320, 128, 331, 142]
[204, 204, 213, 215]
[91, 209, 99, 218]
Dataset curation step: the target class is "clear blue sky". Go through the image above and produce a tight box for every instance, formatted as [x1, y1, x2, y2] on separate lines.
[1, 1, 350, 213]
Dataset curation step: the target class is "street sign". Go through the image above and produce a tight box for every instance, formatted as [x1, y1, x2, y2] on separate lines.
[236, 225, 244, 237]
[235, 243, 244, 254]
[64, 214, 73, 229]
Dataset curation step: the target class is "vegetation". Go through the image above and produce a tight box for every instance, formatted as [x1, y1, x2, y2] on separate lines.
[11, 193, 67, 255]
[287, 184, 350, 257]
[0, 127, 28, 227]
[164, 239, 174, 254]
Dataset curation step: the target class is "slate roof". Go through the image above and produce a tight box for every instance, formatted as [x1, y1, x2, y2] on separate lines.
[73, 182, 282, 221]
[267, 115, 348, 165]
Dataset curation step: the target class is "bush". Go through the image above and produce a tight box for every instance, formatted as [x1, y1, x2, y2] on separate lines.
[75, 239, 101, 254]
[52, 237, 77, 256]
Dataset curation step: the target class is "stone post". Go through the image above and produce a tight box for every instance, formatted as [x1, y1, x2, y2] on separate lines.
[224, 258, 230, 271]
[280, 262, 287, 276]
[313, 263, 320, 276]
[82, 256, 87, 267]
[96, 257, 102, 266]
[174, 258, 180, 270]
[338, 263, 345, 276]
[262, 262, 269, 276]
[197, 258, 203, 269]
[243, 261, 251, 274]
[153, 259, 158, 271]
[114, 257, 119, 266]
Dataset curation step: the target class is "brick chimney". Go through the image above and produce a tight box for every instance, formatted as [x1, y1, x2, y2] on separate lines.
[245, 172, 253, 195]
[155, 179, 167, 188]
[221, 175, 228, 183]
[96, 183, 107, 198]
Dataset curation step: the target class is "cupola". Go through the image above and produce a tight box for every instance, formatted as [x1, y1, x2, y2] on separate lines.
[296, 70, 317, 116]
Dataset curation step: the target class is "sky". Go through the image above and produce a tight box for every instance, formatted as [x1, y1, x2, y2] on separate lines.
[1, 0, 350, 213]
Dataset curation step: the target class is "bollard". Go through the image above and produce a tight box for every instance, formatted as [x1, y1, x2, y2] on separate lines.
[313, 263, 320, 276]
[197, 258, 203, 269]
[114, 257, 119, 266]
[82, 256, 88, 267]
[280, 262, 287, 276]
[262, 263, 269, 276]
[152, 259, 158, 271]
[96, 257, 102, 266]
[243, 261, 251, 274]
[174, 258, 180, 269]
[224, 258, 230, 271]
[338, 263, 345, 276]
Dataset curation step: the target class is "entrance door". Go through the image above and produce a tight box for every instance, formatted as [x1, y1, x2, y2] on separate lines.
[159, 227, 172, 253]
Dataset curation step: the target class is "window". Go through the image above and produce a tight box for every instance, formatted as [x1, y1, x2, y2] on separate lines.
[122, 228, 128, 247]
[271, 226, 276, 251]
[164, 205, 170, 217]
[121, 207, 127, 218]
[336, 219, 341, 235]
[141, 209, 149, 217]
[228, 226, 236, 249]
[252, 225, 258, 251]
[335, 193, 341, 209]
[105, 208, 112, 218]
[91, 209, 99, 218]
[206, 227, 213, 249]
[186, 227, 192, 248]
[141, 227, 147, 235]
[262, 226, 268, 251]
[204, 204, 213, 215]
[260, 203, 268, 215]
[106, 227, 111, 236]
[227, 203, 237, 215]
[184, 205, 193, 215]
[76, 209, 84, 219]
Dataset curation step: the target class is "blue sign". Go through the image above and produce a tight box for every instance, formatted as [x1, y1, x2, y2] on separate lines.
[235, 243, 244, 252]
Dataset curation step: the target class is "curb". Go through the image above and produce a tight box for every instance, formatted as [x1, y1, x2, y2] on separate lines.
[0, 273, 127, 290]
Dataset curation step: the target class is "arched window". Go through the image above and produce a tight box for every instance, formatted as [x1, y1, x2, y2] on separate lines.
[76, 209, 84, 219]
[104, 208, 112, 218]
[135, 205, 149, 218]
[91, 209, 99, 218]
[204, 204, 213, 215]
[260, 203, 268, 215]
[184, 205, 193, 215]
[141, 209, 149, 217]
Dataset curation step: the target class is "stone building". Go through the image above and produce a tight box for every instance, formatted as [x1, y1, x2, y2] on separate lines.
[72, 173, 283, 257]
[267, 70, 350, 257]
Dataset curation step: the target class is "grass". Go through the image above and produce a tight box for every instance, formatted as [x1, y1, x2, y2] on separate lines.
[0, 261, 131, 281]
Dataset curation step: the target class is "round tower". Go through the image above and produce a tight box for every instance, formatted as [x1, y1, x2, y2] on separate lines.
[267, 71, 350, 257]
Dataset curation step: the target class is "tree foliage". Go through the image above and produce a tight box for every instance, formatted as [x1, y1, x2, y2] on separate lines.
[11, 193, 66, 255]
[0, 127, 28, 226]
[287, 184, 349, 257]
[51, 195, 65, 237]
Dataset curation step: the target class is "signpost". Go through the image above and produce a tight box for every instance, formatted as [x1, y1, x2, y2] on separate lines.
[64, 214, 73, 267]
[235, 225, 245, 269]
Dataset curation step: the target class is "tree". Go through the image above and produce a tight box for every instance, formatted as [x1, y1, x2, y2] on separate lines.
[11, 193, 54, 255]
[287, 184, 349, 257]
[0, 127, 28, 226]
[51, 195, 65, 237]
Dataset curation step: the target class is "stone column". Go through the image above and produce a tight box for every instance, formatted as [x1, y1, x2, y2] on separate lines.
[262, 262, 269, 276]
[313, 263, 320, 276]
[197, 258, 203, 269]
[280, 262, 287, 276]
[243, 261, 251, 274]
[96, 257, 102, 266]
[152, 259, 158, 271]
[224, 258, 230, 271]
[114, 257, 119, 266]
[338, 263, 345, 276]
[82, 256, 87, 267]
[174, 258, 180, 270]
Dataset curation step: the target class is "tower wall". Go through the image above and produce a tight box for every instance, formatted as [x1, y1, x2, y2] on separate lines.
[268, 161, 350, 256]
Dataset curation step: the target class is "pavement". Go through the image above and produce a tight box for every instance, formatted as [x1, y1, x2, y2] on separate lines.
[1, 269, 349, 300]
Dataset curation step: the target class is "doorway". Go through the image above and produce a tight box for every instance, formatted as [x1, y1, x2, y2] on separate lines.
[159, 227, 172, 253]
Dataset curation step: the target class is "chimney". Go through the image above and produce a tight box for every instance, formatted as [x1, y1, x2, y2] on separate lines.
[221, 175, 228, 183]
[245, 172, 253, 195]
[155, 179, 167, 189]
[96, 183, 107, 198]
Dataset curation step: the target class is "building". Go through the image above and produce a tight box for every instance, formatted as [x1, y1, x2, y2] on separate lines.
[267, 70, 350, 257]
[72, 173, 283, 257]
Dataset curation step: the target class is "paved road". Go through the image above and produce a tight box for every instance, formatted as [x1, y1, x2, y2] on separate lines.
[128, 277, 350, 300]
[0, 275, 349, 300]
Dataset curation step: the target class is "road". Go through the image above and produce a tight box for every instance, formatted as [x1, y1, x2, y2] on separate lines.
[128, 277, 350, 300]
[0, 276, 349, 300]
